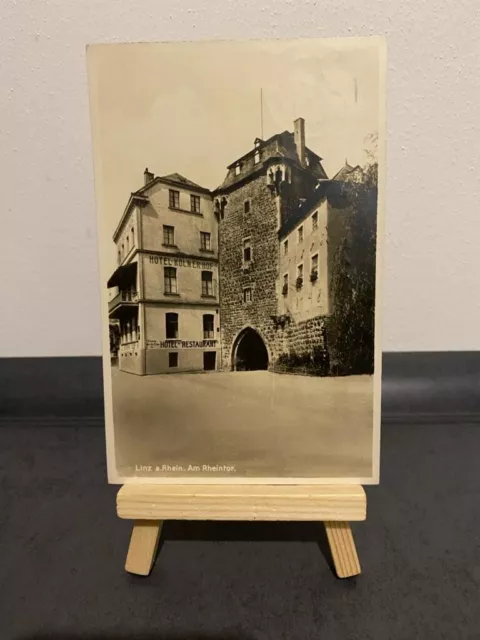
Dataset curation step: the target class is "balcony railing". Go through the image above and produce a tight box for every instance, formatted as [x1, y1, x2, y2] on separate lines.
[109, 290, 139, 312]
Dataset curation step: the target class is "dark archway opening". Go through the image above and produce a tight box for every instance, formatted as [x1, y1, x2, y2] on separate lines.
[233, 328, 269, 371]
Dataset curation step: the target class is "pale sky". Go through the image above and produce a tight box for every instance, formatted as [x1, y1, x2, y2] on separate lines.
[87, 38, 383, 274]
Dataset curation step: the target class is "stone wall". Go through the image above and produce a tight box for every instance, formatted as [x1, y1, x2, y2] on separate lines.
[273, 315, 329, 375]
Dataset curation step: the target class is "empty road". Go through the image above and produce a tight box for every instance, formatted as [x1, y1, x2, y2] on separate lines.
[111, 368, 375, 481]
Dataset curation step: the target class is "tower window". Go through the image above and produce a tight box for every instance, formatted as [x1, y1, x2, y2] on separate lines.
[163, 225, 175, 246]
[298, 226, 304, 243]
[131, 227, 135, 247]
[254, 150, 260, 164]
[312, 211, 318, 230]
[165, 312, 179, 339]
[126, 236, 130, 253]
[284, 239, 288, 255]
[191, 194, 201, 213]
[164, 266, 177, 294]
[243, 287, 253, 303]
[201, 271, 213, 297]
[243, 238, 252, 264]
[169, 189, 180, 209]
[203, 314, 214, 339]
[234, 164, 241, 176]
[244, 200, 251, 214]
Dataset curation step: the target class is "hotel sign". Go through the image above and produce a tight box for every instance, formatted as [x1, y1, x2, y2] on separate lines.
[147, 339, 217, 349]
[148, 255, 213, 269]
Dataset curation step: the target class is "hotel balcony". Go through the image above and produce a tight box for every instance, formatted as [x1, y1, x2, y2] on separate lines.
[108, 290, 139, 316]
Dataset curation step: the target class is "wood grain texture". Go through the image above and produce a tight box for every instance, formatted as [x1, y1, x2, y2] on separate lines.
[117, 484, 366, 521]
[125, 520, 162, 576]
[324, 521, 361, 578]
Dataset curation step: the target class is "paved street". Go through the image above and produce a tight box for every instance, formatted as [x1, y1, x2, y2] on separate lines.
[111, 368, 374, 481]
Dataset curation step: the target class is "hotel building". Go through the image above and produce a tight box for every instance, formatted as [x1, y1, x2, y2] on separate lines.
[108, 169, 219, 375]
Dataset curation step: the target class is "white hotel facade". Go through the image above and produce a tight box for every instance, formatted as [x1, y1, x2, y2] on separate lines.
[107, 169, 219, 375]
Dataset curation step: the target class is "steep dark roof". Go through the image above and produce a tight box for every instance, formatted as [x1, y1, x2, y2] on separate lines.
[214, 129, 327, 193]
[278, 180, 330, 239]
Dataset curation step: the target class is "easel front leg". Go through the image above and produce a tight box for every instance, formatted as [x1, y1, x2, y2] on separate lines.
[324, 521, 361, 578]
[125, 520, 163, 576]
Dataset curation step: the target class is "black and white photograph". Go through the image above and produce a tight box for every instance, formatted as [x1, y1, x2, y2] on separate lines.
[87, 37, 385, 484]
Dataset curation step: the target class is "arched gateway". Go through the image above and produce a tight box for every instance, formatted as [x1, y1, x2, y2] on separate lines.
[232, 327, 269, 371]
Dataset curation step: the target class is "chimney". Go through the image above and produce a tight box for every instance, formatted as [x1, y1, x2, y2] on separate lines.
[293, 118, 306, 166]
[144, 167, 154, 185]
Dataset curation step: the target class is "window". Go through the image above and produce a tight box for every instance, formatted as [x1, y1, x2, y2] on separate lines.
[163, 225, 175, 246]
[298, 226, 304, 243]
[254, 150, 260, 164]
[191, 194, 201, 213]
[203, 314, 214, 339]
[169, 189, 180, 209]
[244, 200, 251, 214]
[243, 287, 252, 303]
[296, 264, 304, 290]
[312, 211, 318, 230]
[164, 266, 177, 294]
[284, 239, 288, 255]
[234, 164, 241, 176]
[282, 273, 289, 296]
[243, 238, 252, 264]
[200, 231, 211, 251]
[118, 250, 121, 264]
[165, 312, 178, 339]
[131, 227, 135, 247]
[311, 254, 319, 282]
[126, 236, 130, 253]
[168, 352, 178, 368]
[122, 243, 124, 257]
[201, 271, 213, 296]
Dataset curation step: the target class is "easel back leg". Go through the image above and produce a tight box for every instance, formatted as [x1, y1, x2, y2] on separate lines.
[125, 520, 163, 576]
[324, 521, 361, 578]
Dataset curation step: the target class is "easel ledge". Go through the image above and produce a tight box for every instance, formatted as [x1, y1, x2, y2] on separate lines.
[117, 484, 366, 579]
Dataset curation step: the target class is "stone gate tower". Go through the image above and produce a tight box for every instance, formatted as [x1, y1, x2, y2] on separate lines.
[213, 118, 328, 371]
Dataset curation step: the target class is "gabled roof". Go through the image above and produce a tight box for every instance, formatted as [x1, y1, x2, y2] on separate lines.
[136, 172, 211, 196]
[112, 193, 148, 242]
[332, 162, 363, 182]
[159, 173, 205, 190]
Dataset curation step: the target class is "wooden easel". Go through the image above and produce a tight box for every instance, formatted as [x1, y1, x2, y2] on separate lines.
[117, 484, 366, 579]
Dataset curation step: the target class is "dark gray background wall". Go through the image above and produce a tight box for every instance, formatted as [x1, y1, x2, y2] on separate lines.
[2, 352, 479, 422]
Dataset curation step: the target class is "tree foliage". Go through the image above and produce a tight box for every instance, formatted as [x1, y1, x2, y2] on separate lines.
[325, 170, 378, 375]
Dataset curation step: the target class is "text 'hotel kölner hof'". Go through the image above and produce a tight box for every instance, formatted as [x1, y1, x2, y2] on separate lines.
[107, 117, 374, 375]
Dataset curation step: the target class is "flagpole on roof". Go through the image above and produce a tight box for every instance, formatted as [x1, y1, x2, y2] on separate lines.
[260, 88, 264, 139]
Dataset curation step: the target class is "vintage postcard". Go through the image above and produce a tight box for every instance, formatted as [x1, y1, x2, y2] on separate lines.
[87, 37, 386, 484]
